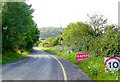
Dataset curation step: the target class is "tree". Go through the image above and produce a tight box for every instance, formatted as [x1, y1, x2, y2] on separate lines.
[102, 25, 118, 56]
[62, 22, 94, 51]
[0, 2, 4, 54]
[87, 14, 107, 36]
[2, 2, 39, 52]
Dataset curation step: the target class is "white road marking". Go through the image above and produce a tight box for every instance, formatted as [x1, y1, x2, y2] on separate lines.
[51, 55, 67, 82]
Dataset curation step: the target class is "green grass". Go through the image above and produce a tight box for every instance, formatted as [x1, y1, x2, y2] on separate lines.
[40, 46, 119, 80]
[59, 52, 119, 80]
[44, 49, 57, 55]
[0, 54, 2, 64]
[2, 51, 29, 64]
[39, 47, 57, 55]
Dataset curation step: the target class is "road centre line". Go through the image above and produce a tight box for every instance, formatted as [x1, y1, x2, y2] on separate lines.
[51, 55, 67, 81]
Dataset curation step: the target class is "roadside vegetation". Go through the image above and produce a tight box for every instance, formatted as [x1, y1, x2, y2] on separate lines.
[2, 2, 39, 64]
[39, 14, 119, 80]
[38, 27, 63, 40]
[1, 1, 119, 80]
[2, 50, 29, 64]
[39, 46, 119, 80]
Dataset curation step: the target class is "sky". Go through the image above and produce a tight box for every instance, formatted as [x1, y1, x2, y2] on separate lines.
[27, 0, 119, 28]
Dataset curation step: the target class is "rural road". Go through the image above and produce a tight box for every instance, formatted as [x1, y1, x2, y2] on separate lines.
[2, 47, 90, 80]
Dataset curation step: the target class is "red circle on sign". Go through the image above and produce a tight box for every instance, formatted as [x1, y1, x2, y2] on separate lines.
[104, 57, 120, 66]
[104, 57, 120, 72]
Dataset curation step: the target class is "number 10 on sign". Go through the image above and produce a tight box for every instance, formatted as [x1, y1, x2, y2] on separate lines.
[104, 57, 120, 73]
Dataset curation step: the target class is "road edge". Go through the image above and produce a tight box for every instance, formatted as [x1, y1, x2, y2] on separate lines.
[51, 55, 67, 82]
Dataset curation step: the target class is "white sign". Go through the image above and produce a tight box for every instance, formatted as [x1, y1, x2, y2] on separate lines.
[66, 50, 72, 54]
[104, 57, 120, 73]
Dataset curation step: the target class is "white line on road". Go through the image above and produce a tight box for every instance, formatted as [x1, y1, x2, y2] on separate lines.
[51, 55, 67, 82]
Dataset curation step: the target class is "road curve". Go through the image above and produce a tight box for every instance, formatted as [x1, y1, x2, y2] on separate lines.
[2, 47, 90, 80]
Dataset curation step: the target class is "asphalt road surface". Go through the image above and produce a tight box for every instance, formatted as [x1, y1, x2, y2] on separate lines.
[2, 47, 90, 80]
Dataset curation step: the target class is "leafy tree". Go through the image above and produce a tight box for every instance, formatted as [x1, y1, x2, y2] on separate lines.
[102, 25, 118, 56]
[40, 14, 119, 57]
[60, 21, 118, 57]
[0, 2, 3, 54]
[87, 14, 107, 36]
[2, 2, 39, 52]
[62, 22, 94, 51]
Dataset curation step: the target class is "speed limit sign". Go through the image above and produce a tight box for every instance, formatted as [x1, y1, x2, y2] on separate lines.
[104, 57, 120, 72]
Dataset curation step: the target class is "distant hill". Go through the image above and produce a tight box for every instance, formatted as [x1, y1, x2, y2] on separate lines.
[39, 27, 63, 40]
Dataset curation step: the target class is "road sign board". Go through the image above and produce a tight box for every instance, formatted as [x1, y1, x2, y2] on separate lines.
[104, 57, 120, 72]
[76, 53, 89, 62]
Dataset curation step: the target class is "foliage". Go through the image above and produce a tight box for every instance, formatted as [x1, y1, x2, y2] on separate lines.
[41, 48, 57, 55]
[41, 19, 119, 57]
[41, 37, 55, 47]
[39, 14, 119, 80]
[2, 2, 39, 52]
[39, 27, 63, 40]
[102, 25, 119, 56]
[40, 36, 62, 47]
[51, 36, 61, 46]
[62, 22, 94, 52]
[60, 21, 118, 57]
[87, 14, 107, 36]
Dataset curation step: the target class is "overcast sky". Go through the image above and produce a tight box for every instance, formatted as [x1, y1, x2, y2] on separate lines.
[27, 0, 119, 28]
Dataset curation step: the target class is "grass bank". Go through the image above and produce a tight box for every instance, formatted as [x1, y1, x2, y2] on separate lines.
[2, 50, 29, 64]
[39, 46, 119, 80]
[39, 46, 58, 55]
[58, 52, 119, 80]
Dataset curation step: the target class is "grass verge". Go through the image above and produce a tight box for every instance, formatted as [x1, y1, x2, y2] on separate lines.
[58, 52, 119, 80]
[2, 50, 29, 64]
[39, 47, 57, 55]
